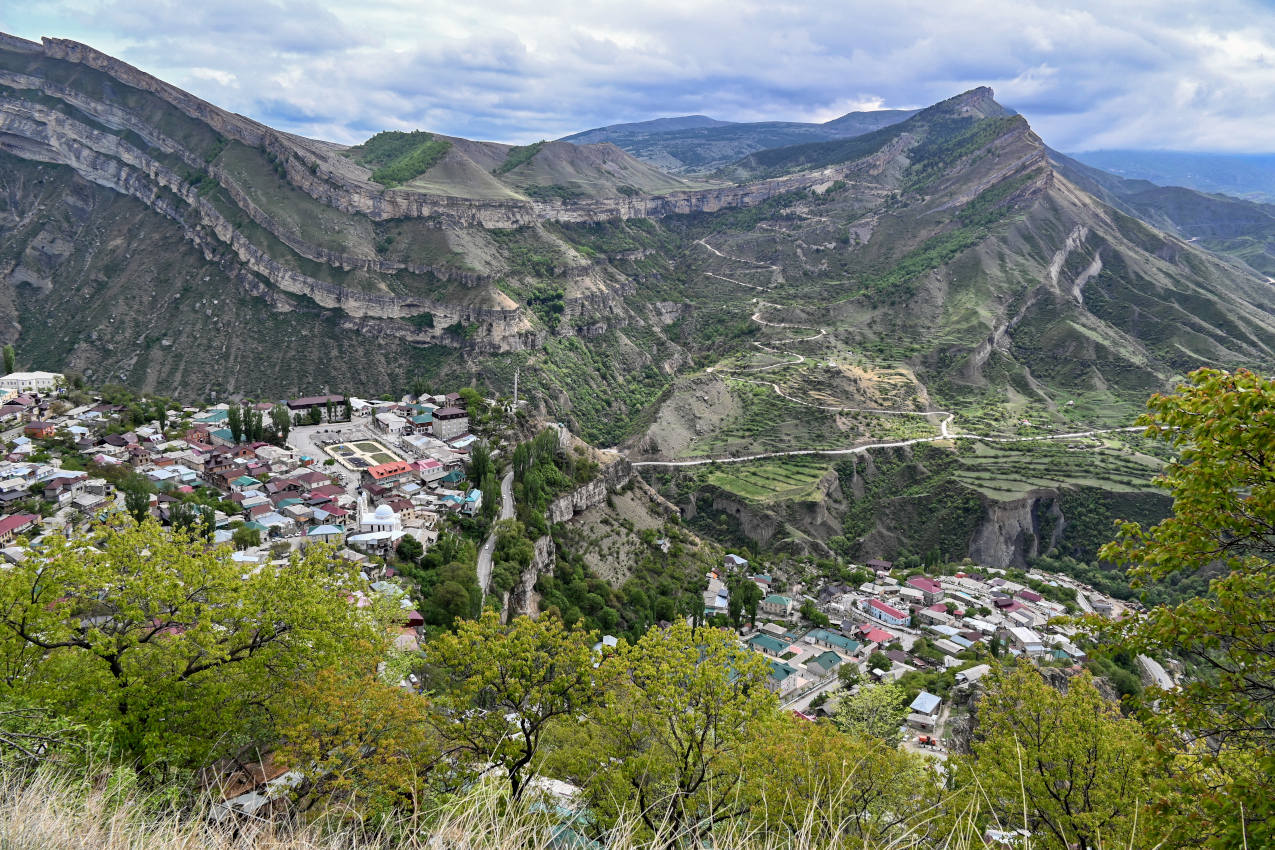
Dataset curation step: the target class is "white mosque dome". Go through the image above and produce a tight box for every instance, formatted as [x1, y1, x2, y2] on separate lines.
[373, 503, 395, 521]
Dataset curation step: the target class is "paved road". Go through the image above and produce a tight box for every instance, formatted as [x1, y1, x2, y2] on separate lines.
[632, 296, 1143, 468]
[476, 470, 515, 596]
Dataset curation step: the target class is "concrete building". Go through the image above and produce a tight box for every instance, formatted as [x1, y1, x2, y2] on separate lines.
[431, 406, 470, 440]
[0, 372, 62, 393]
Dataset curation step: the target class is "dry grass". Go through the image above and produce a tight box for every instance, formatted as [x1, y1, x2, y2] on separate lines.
[0, 767, 1147, 850]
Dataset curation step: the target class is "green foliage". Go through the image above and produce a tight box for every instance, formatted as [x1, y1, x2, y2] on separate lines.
[425, 611, 600, 801]
[1100, 367, 1275, 846]
[351, 131, 452, 187]
[1, 345, 13, 375]
[834, 681, 908, 748]
[493, 141, 545, 175]
[522, 184, 586, 201]
[559, 622, 776, 843]
[958, 666, 1168, 850]
[0, 521, 386, 773]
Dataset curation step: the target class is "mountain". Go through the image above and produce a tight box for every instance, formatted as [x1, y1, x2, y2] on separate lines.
[4, 32, 1275, 565]
[1051, 150, 1275, 276]
[1071, 150, 1275, 205]
[559, 108, 919, 173]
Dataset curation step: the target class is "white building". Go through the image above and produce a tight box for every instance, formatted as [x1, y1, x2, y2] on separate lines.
[0, 371, 63, 393]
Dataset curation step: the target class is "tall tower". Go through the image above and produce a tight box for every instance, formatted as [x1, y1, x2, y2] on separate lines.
[512, 368, 519, 411]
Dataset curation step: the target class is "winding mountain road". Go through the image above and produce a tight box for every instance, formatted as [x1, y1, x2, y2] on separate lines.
[632, 298, 1143, 468]
[476, 470, 516, 597]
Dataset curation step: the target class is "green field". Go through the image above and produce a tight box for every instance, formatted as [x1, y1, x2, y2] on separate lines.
[950, 439, 1164, 499]
[704, 457, 832, 502]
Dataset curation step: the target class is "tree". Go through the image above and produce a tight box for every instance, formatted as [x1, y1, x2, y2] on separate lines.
[480, 471, 498, 523]
[0, 522, 388, 772]
[833, 680, 907, 747]
[959, 667, 1167, 850]
[865, 650, 893, 673]
[395, 533, 423, 565]
[278, 669, 443, 818]
[737, 579, 762, 626]
[244, 405, 263, 443]
[269, 405, 290, 442]
[469, 440, 491, 488]
[747, 714, 942, 846]
[325, 399, 335, 423]
[564, 622, 776, 846]
[227, 404, 243, 444]
[799, 599, 830, 627]
[122, 483, 150, 523]
[232, 524, 260, 550]
[343, 397, 352, 421]
[1, 345, 13, 376]
[838, 664, 861, 690]
[1100, 367, 1275, 845]
[425, 611, 601, 802]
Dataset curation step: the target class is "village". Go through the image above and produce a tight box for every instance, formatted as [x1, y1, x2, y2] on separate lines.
[0, 369, 1166, 760]
[709, 549, 1159, 755]
[0, 371, 506, 636]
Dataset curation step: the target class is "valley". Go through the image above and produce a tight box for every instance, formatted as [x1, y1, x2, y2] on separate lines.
[2, 31, 1274, 568]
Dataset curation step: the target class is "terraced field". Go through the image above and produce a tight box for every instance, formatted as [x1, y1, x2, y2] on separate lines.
[951, 439, 1164, 499]
[704, 457, 832, 502]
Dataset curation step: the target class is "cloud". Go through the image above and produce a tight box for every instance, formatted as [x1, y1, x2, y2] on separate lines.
[1, 0, 1273, 151]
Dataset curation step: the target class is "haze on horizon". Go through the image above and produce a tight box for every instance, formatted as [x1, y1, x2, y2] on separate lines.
[2, 0, 1274, 154]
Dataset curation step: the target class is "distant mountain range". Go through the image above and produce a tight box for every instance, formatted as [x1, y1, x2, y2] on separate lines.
[559, 108, 919, 173]
[1071, 150, 1275, 205]
[5, 31, 1275, 563]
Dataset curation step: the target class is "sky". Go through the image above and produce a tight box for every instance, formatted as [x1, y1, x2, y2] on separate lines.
[3, 0, 1275, 152]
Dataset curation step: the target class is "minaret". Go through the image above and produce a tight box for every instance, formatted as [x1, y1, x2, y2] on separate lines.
[512, 368, 519, 410]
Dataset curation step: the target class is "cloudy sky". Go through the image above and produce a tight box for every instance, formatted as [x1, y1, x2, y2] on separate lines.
[3, 0, 1274, 152]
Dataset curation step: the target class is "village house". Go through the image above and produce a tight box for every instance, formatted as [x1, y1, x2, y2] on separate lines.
[861, 598, 910, 627]
[907, 691, 942, 730]
[23, 421, 56, 439]
[759, 593, 795, 619]
[0, 513, 39, 544]
[362, 460, 415, 489]
[431, 406, 470, 441]
[905, 576, 945, 605]
[0, 371, 62, 393]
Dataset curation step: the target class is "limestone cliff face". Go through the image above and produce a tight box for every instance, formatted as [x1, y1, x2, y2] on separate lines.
[504, 534, 556, 621]
[0, 33, 907, 358]
[967, 491, 1065, 569]
[547, 457, 633, 523]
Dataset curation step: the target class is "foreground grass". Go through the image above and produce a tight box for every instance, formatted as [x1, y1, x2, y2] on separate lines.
[0, 767, 1152, 850]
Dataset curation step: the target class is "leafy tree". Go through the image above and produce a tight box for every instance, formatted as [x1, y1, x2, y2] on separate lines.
[1100, 367, 1275, 845]
[480, 470, 498, 523]
[343, 397, 353, 421]
[243, 405, 264, 443]
[0, 522, 388, 772]
[269, 404, 290, 441]
[122, 483, 150, 523]
[565, 622, 776, 845]
[278, 669, 442, 818]
[748, 714, 942, 846]
[1, 344, 13, 376]
[833, 680, 907, 747]
[838, 664, 861, 689]
[469, 440, 491, 488]
[799, 599, 830, 627]
[395, 533, 423, 565]
[425, 611, 601, 801]
[232, 524, 260, 550]
[737, 579, 762, 626]
[227, 404, 243, 443]
[959, 666, 1168, 850]
[865, 650, 893, 672]
[325, 399, 335, 423]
